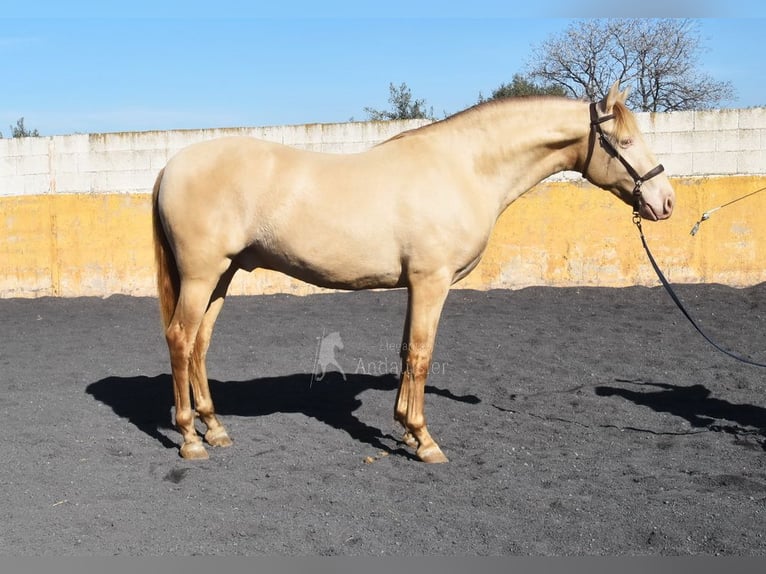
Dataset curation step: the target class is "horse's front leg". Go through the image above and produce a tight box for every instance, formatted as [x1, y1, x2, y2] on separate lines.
[394, 275, 451, 463]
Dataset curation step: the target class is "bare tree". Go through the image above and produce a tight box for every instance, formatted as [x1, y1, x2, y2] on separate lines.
[526, 19, 735, 111]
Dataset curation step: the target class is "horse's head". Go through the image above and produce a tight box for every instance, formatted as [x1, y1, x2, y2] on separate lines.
[580, 82, 674, 221]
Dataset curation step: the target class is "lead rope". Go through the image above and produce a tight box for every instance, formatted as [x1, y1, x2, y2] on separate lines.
[690, 185, 766, 236]
[633, 213, 766, 368]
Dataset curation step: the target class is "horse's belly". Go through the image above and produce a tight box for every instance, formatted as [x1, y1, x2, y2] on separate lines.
[238, 243, 405, 291]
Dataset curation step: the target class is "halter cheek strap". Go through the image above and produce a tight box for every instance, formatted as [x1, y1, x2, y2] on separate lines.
[581, 103, 614, 178]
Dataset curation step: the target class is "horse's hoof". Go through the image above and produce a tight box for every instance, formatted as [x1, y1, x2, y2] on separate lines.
[205, 428, 233, 448]
[417, 445, 449, 463]
[180, 441, 209, 460]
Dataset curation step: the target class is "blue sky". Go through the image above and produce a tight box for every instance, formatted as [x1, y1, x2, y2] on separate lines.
[2, 2, 765, 136]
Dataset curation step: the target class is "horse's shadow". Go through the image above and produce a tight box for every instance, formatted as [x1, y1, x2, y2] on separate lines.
[595, 380, 766, 449]
[85, 372, 480, 456]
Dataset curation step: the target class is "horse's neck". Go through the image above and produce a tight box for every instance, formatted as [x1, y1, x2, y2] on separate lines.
[457, 99, 588, 213]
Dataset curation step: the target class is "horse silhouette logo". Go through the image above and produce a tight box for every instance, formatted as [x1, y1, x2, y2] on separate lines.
[310, 330, 347, 386]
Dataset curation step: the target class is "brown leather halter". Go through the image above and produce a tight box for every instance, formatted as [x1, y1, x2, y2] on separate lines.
[581, 102, 665, 219]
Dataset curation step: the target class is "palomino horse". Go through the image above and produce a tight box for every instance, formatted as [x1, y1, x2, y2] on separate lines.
[152, 82, 674, 462]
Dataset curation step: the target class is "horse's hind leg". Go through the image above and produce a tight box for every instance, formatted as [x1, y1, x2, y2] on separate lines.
[394, 303, 419, 450]
[189, 266, 236, 449]
[394, 273, 451, 463]
[165, 277, 220, 460]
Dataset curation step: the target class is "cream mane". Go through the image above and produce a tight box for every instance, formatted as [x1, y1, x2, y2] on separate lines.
[379, 95, 639, 146]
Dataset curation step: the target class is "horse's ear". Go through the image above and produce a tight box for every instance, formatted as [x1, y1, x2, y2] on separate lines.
[603, 81, 629, 112]
[618, 85, 630, 103]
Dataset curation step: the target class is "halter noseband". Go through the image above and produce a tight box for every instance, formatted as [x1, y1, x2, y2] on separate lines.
[581, 102, 665, 218]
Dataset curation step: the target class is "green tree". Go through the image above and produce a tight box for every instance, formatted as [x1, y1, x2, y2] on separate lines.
[364, 82, 435, 120]
[4, 117, 40, 138]
[525, 18, 734, 111]
[478, 74, 567, 103]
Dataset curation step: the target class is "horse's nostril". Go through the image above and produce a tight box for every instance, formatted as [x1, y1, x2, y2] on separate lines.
[665, 195, 674, 214]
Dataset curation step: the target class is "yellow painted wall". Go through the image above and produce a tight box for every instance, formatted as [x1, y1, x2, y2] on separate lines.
[1, 175, 764, 298]
[464, 175, 766, 290]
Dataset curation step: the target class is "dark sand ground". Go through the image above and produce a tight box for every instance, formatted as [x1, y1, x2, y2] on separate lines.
[1, 285, 765, 555]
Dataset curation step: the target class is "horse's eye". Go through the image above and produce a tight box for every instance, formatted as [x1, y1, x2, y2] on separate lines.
[619, 137, 634, 148]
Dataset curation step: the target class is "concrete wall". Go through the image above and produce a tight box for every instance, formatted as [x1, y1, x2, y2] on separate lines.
[1, 109, 765, 298]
